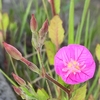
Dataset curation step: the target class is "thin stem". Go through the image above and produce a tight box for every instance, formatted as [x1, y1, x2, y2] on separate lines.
[49, 0, 56, 16]
[9, 55, 18, 75]
[46, 61, 58, 96]
[31, 69, 54, 84]
[42, 0, 50, 22]
[45, 73, 71, 98]
[25, 49, 45, 58]
[37, 50, 43, 68]
[0, 69, 18, 87]
[46, 80, 52, 98]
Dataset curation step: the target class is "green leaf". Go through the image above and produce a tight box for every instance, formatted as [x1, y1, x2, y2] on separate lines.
[21, 86, 33, 96]
[2, 13, 9, 32]
[45, 41, 56, 65]
[54, 0, 61, 14]
[95, 44, 100, 62]
[71, 84, 87, 100]
[68, 0, 74, 44]
[37, 88, 49, 100]
[0, 13, 9, 32]
[48, 15, 64, 50]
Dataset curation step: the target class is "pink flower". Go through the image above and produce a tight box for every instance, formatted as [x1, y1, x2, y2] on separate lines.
[54, 44, 96, 84]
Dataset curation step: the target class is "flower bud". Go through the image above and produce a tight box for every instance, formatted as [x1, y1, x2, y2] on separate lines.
[38, 20, 48, 47]
[20, 57, 40, 74]
[30, 14, 38, 33]
[39, 19, 48, 37]
[12, 86, 22, 95]
[3, 42, 22, 60]
[12, 73, 26, 86]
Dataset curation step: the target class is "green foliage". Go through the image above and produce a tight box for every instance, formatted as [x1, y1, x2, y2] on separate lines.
[0, 69, 18, 87]
[20, 86, 35, 99]
[45, 41, 56, 65]
[68, 0, 74, 44]
[54, 0, 61, 14]
[86, 66, 100, 99]
[75, 0, 90, 44]
[9, 22, 17, 32]
[48, 15, 64, 50]
[37, 88, 49, 100]
[84, 11, 90, 48]
[18, 0, 33, 42]
[0, 12, 9, 39]
[71, 84, 87, 100]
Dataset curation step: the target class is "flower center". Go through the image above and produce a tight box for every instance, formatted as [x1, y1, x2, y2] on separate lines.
[68, 60, 80, 70]
[62, 59, 82, 77]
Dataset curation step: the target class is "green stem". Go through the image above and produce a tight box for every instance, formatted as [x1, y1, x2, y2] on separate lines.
[0, 69, 18, 87]
[9, 55, 18, 75]
[46, 80, 52, 98]
[37, 50, 43, 68]
[42, 0, 50, 22]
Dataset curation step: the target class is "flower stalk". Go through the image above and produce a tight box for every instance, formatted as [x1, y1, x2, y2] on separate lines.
[48, 0, 56, 16]
[45, 73, 71, 97]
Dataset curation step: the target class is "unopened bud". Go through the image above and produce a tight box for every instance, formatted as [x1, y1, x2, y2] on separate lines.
[0, 31, 3, 46]
[30, 14, 38, 33]
[3, 42, 22, 60]
[20, 57, 40, 74]
[12, 73, 26, 86]
[39, 19, 48, 37]
[12, 86, 22, 95]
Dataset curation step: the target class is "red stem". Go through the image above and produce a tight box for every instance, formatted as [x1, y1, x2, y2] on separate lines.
[45, 73, 70, 97]
[50, 0, 56, 16]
